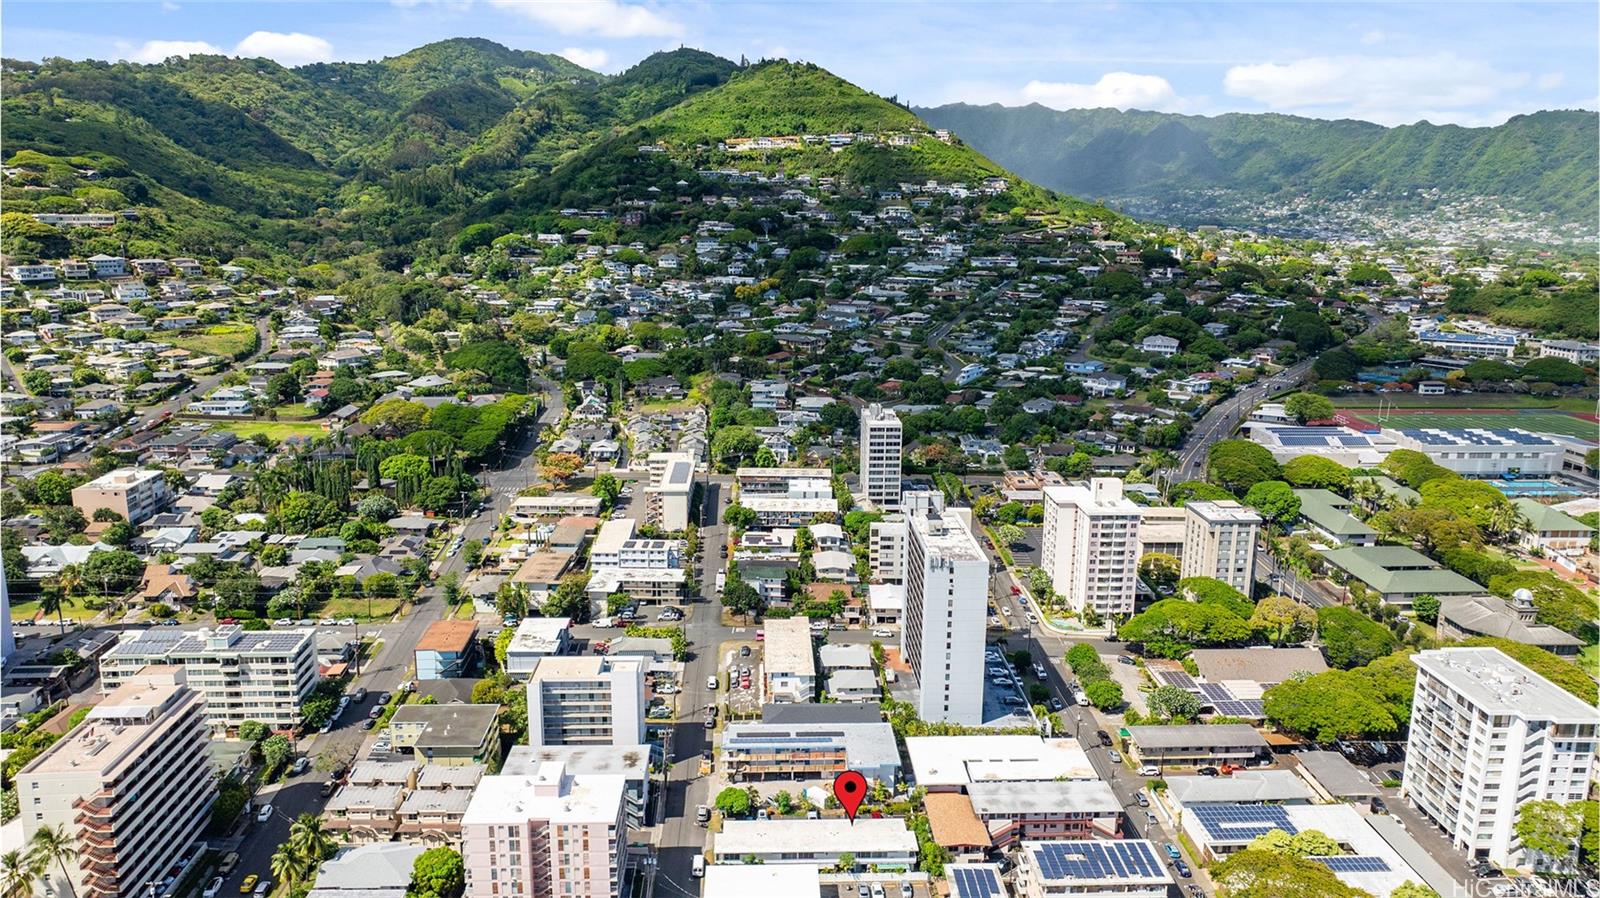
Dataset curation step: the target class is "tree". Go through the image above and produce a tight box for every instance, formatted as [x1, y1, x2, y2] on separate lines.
[1137, 553, 1180, 594]
[1390, 884, 1440, 898]
[714, 786, 751, 818]
[1312, 347, 1361, 382]
[1249, 827, 1345, 857]
[238, 719, 269, 744]
[540, 453, 584, 486]
[1083, 678, 1123, 710]
[1283, 393, 1335, 424]
[1514, 801, 1584, 869]
[1282, 456, 1352, 492]
[591, 473, 621, 510]
[288, 813, 335, 872]
[358, 495, 398, 521]
[26, 824, 78, 898]
[270, 846, 307, 888]
[409, 847, 465, 898]
[1249, 596, 1317, 645]
[711, 425, 762, 468]
[260, 733, 292, 773]
[723, 504, 756, 530]
[1243, 480, 1300, 528]
[995, 524, 1024, 548]
[544, 573, 591, 621]
[1171, 480, 1235, 505]
[1147, 685, 1202, 722]
[1119, 598, 1252, 658]
[1262, 669, 1402, 742]
[274, 490, 342, 534]
[1211, 848, 1371, 898]
[0, 849, 38, 898]
[1316, 607, 1397, 669]
[31, 471, 78, 507]
[1207, 440, 1281, 495]
[1411, 594, 1440, 625]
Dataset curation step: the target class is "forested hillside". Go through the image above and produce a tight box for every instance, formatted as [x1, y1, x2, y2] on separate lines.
[915, 104, 1599, 225]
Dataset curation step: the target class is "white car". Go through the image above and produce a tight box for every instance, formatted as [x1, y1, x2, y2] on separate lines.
[317, 721, 333, 734]
[203, 877, 223, 898]
[1139, 764, 1161, 777]
[319, 618, 337, 626]
[338, 617, 355, 626]
[656, 684, 679, 695]
[871, 628, 894, 638]
[273, 618, 292, 627]
[707, 676, 719, 690]
[256, 804, 273, 823]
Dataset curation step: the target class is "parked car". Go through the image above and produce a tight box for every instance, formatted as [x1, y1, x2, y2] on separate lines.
[292, 757, 310, 775]
[1138, 764, 1160, 777]
[871, 884, 886, 898]
[256, 805, 273, 823]
[353, 687, 368, 702]
[1164, 843, 1182, 860]
[739, 645, 751, 657]
[1135, 792, 1149, 808]
[320, 781, 337, 797]
[1048, 697, 1064, 711]
[707, 675, 719, 690]
[871, 628, 894, 638]
[254, 881, 271, 897]
[696, 805, 710, 826]
[1107, 749, 1122, 763]
[1196, 766, 1220, 777]
[1096, 730, 1113, 747]
[203, 877, 223, 898]
[1174, 861, 1191, 878]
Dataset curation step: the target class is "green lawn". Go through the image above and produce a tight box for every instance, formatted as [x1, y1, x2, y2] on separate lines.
[273, 403, 320, 420]
[1336, 394, 1595, 411]
[320, 597, 403, 620]
[1338, 408, 1598, 440]
[168, 323, 257, 358]
[216, 421, 326, 441]
[10, 597, 97, 624]
[1578, 644, 1599, 676]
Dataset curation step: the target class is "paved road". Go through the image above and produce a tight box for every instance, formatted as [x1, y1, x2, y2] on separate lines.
[1174, 361, 1314, 482]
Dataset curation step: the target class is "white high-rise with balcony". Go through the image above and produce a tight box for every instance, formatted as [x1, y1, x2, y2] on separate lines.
[462, 761, 628, 898]
[859, 404, 903, 510]
[17, 666, 214, 898]
[1041, 479, 1141, 616]
[1403, 647, 1597, 868]
[904, 508, 987, 724]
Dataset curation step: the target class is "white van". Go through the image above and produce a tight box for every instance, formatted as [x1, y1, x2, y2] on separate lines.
[691, 856, 706, 878]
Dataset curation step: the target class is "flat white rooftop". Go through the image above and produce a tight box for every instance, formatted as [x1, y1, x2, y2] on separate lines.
[906, 735, 1095, 787]
[1412, 647, 1597, 720]
[715, 817, 917, 858]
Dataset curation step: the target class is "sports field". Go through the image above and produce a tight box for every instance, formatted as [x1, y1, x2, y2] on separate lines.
[1340, 407, 1599, 441]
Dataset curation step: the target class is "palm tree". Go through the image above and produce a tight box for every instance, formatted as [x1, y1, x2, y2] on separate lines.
[287, 814, 333, 869]
[1487, 503, 1531, 545]
[269, 846, 306, 888]
[0, 849, 41, 898]
[27, 824, 78, 898]
[43, 565, 83, 635]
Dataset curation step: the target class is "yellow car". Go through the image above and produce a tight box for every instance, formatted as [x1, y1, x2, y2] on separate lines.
[239, 875, 259, 894]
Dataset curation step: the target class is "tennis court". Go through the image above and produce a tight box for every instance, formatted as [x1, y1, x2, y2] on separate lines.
[1342, 408, 1598, 441]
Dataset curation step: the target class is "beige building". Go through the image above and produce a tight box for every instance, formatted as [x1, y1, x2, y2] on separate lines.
[859, 403, 903, 510]
[643, 452, 694, 531]
[17, 667, 214, 898]
[762, 617, 816, 703]
[71, 467, 171, 525]
[1179, 501, 1261, 593]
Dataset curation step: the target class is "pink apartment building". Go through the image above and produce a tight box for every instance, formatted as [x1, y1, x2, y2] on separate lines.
[461, 761, 628, 898]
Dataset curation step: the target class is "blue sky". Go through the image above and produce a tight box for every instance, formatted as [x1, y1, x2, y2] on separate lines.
[4, 1, 1596, 126]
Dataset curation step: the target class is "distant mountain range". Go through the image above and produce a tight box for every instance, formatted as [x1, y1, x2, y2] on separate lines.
[1, 41, 1108, 264]
[914, 104, 1599, 228]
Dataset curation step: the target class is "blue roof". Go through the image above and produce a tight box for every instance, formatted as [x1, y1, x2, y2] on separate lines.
[1192, 804, 1297, 842]
[1029, 842, 1168, 881]
[1417, 329, 1516, 345]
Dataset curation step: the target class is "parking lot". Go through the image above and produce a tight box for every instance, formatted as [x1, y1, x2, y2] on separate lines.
[718, 641, 763, 717]
[980, 644, 1039, 727]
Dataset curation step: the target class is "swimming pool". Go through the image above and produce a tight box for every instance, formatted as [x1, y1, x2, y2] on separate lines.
[1484, 479, 1583, 497]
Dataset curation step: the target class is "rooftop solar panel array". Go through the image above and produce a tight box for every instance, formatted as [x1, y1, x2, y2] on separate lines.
[1155, 670, 1197, 690]
[1192, 804, 1297, 842]
[1030, 842, 1167, 882]
[1311, 856, 1392, 873]
[950, 866, 1003, 898]
[1213, 699, 1266, 719]
[1197, 682, 1233, 704]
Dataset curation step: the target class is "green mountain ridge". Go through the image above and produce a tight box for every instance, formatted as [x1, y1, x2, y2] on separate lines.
[1, 43, 1108, 267]
[914, 103, 1599, 225]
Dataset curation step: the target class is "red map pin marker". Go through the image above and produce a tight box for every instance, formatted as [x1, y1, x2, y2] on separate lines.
[833, 770, 868, 823]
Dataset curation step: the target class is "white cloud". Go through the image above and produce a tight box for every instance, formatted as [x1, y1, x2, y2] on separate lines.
[1359, 29, 1385, 46]
[390, 0, 476, 9]
[160, 1, 181, 12]
[1538, 72, 1565, 90]
[128, 39, 223, 63]
[1223, 54, 1529, 125]
[559, 47, 609, 70]
[1019, 72, 1184, 111]
[485, 0, 683, 37]
[233, 31, 336, 65]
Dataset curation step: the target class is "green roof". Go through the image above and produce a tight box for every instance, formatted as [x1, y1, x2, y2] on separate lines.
[1319, 545, 1487, 598]
[1293, 489, 1375, 539]
[1512, 498, 1595, 535]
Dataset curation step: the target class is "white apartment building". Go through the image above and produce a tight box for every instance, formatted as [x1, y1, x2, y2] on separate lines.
[643, 452, 694, 531]
[735, 466, 833, 496]
[99, 625, 319, 733]
[589, 518, 682, 569]
[859, 403, 903, 510]
[869, 519, 908, 583]
[18, 667, 214, 898]
[526, 656, 645, 747]
[1041, 479, 1141, 617]
[1538, 339, 1600, 364]
[1179, 501, 1262, 593]
[71, 467, 172, 525]
[461, 761, 628, 898]
[904, 508, 987, 724]
[1403, 648, 1598, 868]
[762, 617, 816, 703]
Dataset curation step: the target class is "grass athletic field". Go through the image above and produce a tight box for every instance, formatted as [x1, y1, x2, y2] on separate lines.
[1340, 407, 1599, 441]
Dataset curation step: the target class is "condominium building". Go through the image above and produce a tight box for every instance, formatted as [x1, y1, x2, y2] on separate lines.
[869, 519, 908, 583]
[461, 761, 628, 898]
[904, 508, 987, 724]
[71, 467, 172, 525]
[1403, 648, 1598, 868]
[1179, 501, 1261, 592]
[99, 625, 319, 733]
[859, 403, 903, 510]
[643, 452, 694, 531]
[762, 617, 816, 704]
[17, 667, 214, 898]
[1041, 479, 1140, 616]
[526, 656, 645, 747]
[588, 518, 683, 569]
